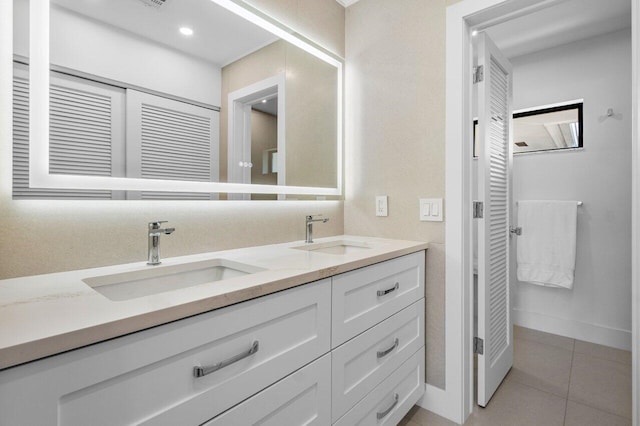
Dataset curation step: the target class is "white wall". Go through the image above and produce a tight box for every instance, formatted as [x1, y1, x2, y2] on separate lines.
[510, 29, 632, 350]
[13, 0, 221, 106]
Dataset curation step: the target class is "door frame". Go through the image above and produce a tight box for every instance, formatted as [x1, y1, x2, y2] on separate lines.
[440, 0, 640, 424]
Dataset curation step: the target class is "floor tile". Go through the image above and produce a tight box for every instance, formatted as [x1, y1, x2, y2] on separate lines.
[508, 337, 573, 397]
[514, 325, 575, 351]
[465, 379, 566, 426]
[574, 340, 632, 365]
[564, 401, 631, 426]
[568, 352, 632, 419]
[402, 406, 458, 426]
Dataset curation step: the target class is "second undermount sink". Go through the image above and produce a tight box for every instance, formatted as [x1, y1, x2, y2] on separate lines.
[292, 239, 372, 255]
[83, 259, 265, 301]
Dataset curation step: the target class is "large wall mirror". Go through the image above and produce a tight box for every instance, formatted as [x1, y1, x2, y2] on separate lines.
[13, 0, 342, 200]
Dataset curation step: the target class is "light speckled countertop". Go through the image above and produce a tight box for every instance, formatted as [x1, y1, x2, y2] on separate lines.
[0, 235, 428, 370]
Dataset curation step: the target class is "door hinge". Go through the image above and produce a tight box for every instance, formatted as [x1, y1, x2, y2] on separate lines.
[473, 201, 484, 219]
[474, 337, 484, 355]
[473, 65, 484, 84]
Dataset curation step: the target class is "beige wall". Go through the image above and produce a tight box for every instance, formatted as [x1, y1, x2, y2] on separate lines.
[344, 0, 457, 389]
[221, 40, 338, 190]
[0, 0, 345, 280]
[241, 0, 346, 58]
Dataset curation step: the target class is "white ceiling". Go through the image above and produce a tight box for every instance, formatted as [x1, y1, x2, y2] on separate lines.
[52, 0, 278, 66]
[485, 0, 631, 59]
[252, 97, 278, 116]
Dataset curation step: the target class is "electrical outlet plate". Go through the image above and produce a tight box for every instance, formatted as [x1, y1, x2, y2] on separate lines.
[376, 195, 388, 217]
[420, 198, 443, 221]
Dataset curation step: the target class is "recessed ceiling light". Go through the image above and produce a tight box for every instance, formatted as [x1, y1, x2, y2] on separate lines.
[471, 30, 478, 37]
[179, 27, 194, 36]
[261, 99, 267, 103]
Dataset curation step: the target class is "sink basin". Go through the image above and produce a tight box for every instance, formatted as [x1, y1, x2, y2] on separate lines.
[83, 259, 265, 301]
[291, 240, 372, 255]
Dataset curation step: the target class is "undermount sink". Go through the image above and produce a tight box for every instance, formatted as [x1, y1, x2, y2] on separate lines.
[291, 240, 372, 255]
[83, 259, 265, 301]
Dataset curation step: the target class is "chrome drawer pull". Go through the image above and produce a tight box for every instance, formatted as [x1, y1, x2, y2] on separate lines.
[193, 340, 259, 378]
[377, 282, 399, 297]
[377, 338, 399, 358]
[376, 393, 399, 420]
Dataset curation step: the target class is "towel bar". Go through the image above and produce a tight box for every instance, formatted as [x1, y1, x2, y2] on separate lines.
[512, 201, 581, 237]
[516, 201, 583, 206]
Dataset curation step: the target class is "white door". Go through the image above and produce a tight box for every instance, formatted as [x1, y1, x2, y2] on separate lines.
[476, 32, 514, 407]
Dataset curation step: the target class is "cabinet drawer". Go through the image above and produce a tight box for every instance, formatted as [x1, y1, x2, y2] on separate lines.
[332, 251, 425, 347]
[0, 279, 331, 426]
[331, 299, 424, 423]
[204, 353, 331, 426]
[333, 347, 425, 426]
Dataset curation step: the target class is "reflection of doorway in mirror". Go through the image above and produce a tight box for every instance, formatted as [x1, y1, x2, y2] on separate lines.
[251, 102, 278, 200]
[227, 74, 285, 200]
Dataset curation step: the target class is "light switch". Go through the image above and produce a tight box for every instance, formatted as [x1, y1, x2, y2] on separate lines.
[420, 198, 443, 222]
[376, 195, 388, 217]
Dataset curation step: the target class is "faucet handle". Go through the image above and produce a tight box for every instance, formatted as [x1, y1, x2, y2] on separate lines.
[149, 221, 168, 229]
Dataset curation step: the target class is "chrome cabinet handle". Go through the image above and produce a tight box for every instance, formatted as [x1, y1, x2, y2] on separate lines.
[377, 282, 399, 297]
[193, 340, 259, 378]
[376, 393, 399, 420]
[377, 338, 399, 358]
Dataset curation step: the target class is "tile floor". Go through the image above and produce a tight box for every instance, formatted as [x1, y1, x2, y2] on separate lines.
[400, 326, 632, 426]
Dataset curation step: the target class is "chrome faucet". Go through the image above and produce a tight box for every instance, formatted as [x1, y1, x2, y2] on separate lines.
[147, 221, 175, 265]
[305, 215, 329, 243]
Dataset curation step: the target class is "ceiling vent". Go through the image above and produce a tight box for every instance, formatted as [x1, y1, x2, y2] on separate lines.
[515, 141, 528, 147]
[137, 0, 171, 8]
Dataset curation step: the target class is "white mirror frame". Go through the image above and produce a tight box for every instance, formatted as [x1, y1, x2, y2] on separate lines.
[28, 0, 343, 196]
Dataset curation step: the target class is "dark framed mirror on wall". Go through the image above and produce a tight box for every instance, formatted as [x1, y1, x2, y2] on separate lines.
[474, 101, 583, 157]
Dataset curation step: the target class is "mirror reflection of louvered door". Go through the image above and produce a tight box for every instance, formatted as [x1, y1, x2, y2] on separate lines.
[476, 33, 514, 407]
[125, 90, 219, 200]
[12, 65, 123, 199]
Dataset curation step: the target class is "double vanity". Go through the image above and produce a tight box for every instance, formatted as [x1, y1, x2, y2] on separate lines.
[0, 235, 427, 425]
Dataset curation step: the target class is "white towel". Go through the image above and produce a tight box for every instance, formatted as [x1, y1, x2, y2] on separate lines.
[517, 200, 578, 289]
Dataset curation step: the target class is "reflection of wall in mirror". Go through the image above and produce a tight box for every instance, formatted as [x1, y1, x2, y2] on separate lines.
[221, 40, 337, 193]
[250, 110, 277, 200]
[13, 0, 221, 106]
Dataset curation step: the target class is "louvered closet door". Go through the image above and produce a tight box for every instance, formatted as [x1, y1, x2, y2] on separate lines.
[125, 90, 219, 200]
[476, 33, 514, 407]
[13, 66, 123, 199]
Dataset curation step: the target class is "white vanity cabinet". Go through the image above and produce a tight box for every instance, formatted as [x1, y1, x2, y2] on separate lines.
[0, 280, 332, 426]
[204, 354, 332, 426]
[0, 249, 426, 426]
[331, 251, 425, 347]
[331, 251, 426, 424]
[333, 348, 425, 426]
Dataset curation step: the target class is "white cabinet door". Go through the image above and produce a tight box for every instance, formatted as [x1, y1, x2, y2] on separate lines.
[0, 279, 331, 426]
[331, 300, 424, 423]
[332, 252, 425, 347]
[204, 354, 331, 426]
[476, 32, 514, 407]
[333, 347, 425, 426]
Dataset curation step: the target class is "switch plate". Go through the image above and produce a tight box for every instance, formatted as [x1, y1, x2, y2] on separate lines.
[376, 196, 388, 217]
[420, 198, 443, 222]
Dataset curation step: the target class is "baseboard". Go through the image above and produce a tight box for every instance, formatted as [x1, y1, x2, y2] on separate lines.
[417, 383, 463, 424]
[513, 308, 632, 351]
